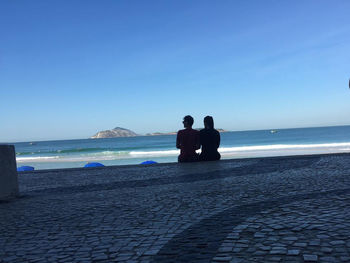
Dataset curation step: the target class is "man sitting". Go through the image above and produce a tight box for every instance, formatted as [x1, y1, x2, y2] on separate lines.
[176, 115, 200, 163]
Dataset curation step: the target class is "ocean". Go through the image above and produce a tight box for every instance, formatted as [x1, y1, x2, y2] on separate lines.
[14, 125, 350, 170]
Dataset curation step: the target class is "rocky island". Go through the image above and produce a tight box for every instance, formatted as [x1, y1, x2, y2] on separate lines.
[91, 127, 229, 138]
[90, 127, 138, 138]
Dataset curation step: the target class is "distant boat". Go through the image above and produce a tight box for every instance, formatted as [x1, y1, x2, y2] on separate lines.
[29, 142, 35, 145]
[270, 130, 278, 134]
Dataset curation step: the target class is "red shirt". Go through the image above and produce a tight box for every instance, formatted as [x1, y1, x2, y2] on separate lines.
[176, 128, 200, 162]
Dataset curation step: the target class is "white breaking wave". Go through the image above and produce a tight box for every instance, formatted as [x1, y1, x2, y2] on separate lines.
[16, 156, 60, 161]
[219, 142, 350, 159]
[84, 150, 129, 156]
[130, 150, 180, 156]
[219, 142, 350, 153]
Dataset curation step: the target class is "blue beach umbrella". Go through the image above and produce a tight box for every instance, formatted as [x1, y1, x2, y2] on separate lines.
[84, 162, 105, 168]
[17, 166, 35, 172]
[140, 160, 158, 165]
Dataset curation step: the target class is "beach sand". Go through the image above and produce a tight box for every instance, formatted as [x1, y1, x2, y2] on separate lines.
[1, 153, 350, 262]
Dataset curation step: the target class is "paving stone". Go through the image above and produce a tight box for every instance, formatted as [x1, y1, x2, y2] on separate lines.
[320, 256, 337, 262]
[320, 247, 333, 253]
[309, 240, 321, 246]
[294, 242, 308, 248]
[334, 247, 348, 253]
[287, 249, 300, 256]
[254, 233, 265, 238]
[269, 256, 282, 261]
[2, 256, 18, 261]
[316, 234, 330, 239]
[270, 248, 287, 255]
[282, 236, 298, 241]
[91, 253, 108, 260]
[271, 225, 284, 230]
[330, 240, 346, 246]
[143, 250, 159, 256]
[218, 247, 233, 253]
[212, 256, 232, 262]
[234, 243, 248, 248]
[259, 246, 271, 251]
[115, 255, 133, 261]
[232, 247, 243, 253]
[303, 254, 318, 262]
[253, 250, 267, 256]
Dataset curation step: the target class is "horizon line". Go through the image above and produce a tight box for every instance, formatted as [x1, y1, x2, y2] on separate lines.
[2, 123, 350, 144]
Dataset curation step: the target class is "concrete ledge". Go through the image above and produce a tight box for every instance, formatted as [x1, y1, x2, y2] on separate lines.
[0, 145, 19, 200]
[18, 152, 350, 174]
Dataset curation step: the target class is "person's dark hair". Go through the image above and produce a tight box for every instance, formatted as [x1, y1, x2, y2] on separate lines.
[183, 115, 194, 126]
[204, 116, 214, 129]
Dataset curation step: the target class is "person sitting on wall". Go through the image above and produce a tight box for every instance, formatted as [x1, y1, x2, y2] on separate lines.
[199, 116, 221, 161]
[176, 115, 200, 163]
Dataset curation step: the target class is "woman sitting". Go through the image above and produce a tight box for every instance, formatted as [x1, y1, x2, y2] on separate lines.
[199, 116, 221, 161]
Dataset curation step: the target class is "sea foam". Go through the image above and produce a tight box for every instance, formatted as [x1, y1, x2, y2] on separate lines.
[16, 156, 60, 161]
[220, 142, 350, 152]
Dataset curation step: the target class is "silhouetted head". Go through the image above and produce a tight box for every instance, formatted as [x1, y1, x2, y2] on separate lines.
[204, 116, 214, 129]
[183, 115, 194, 128]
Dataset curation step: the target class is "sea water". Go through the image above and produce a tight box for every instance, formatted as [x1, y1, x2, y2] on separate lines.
[13, 125, 350, 170]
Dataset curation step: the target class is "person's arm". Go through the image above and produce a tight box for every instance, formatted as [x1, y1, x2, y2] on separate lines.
[216, 131, 221, 149]
[198, 131, 202, 150]
[176, 131, 181, 149]
[195, 131, 201, 150]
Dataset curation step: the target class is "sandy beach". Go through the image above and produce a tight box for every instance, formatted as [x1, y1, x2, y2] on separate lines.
[1, 153, 350, 262]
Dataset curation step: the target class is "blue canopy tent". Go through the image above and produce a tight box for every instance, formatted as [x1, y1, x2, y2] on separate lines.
[140, 160, 157, 165]
[17, 166, 35, 172]
[84, 162, 105, 168]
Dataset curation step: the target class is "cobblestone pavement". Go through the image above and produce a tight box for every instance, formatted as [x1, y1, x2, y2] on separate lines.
[1, 153, 350, 263]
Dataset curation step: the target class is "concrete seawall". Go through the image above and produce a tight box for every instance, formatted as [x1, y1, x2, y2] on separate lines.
[0, 145, 19, 200]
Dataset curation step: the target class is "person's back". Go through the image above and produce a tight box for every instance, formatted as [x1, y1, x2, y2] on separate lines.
[199, 116, 221, 161]
[176, 115, 200, 162]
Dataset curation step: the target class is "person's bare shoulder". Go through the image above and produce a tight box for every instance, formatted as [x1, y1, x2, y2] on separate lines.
[177, 129, 185, 135]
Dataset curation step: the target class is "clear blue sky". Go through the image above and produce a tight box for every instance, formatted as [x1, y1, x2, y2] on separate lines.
[1, 0, 349, 142]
